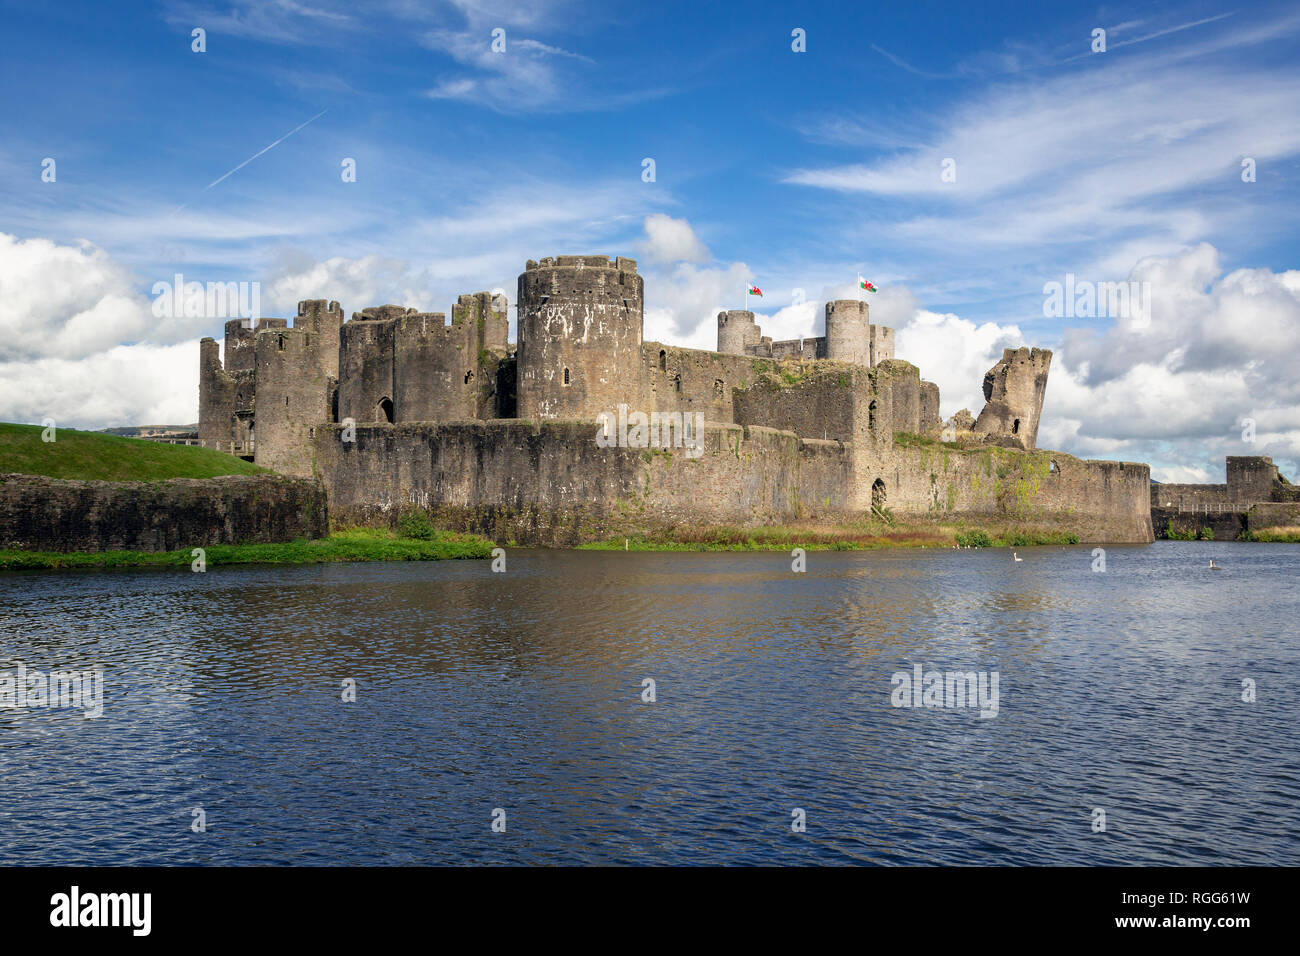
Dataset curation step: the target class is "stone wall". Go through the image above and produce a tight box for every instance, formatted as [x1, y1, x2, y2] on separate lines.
[0, 474, 328, 553]
[310, 420, 853, 545]
[309, 420, 1153, 545]
[867, 444, 1154, 542]
[641, 343, 764, 423]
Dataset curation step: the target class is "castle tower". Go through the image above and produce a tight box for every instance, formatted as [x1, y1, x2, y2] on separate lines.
[516, 255, 643, 420]
[825, 300, 871, 366]
[338, 308, 406, 424]
[869, 324, 895, 366]
[973, 347, 1052, 449]
[253, 326, 333, 476]
[717, 310, 761, 355]
[296, 300, 344, 379]
[197, 338, 233, 450]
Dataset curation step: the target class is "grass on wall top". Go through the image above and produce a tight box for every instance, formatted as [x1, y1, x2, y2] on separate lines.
[0, 423, 269, 482]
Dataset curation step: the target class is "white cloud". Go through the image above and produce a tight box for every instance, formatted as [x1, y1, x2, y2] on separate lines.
[885, 244, 1300, 481]
[0, 233, 207, 363]
[785, 11, 1300, 299]
[0, 341, 200, 429]
[639, 214, 710, 265]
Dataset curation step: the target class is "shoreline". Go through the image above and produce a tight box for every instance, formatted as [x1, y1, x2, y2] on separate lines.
[0, 527, 494, 570]
[4, 520, 1295, 571]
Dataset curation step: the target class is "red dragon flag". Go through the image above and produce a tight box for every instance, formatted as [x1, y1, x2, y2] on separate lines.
[747, 284, 762, 297]
[858, 275, 877, 293]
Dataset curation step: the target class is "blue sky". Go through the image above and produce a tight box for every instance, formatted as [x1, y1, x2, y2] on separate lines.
[1, 0, 1298, 481]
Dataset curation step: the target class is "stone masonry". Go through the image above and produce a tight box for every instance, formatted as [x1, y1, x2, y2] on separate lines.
[197, 254, 1152, 543]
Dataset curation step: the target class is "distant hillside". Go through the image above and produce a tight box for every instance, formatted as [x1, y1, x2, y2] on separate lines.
[100, 424, 199, 437]
[0, 423, 268, 481]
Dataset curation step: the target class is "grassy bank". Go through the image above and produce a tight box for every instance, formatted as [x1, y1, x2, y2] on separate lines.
[1240, 527, 1300, 543]
[578, 518, 1080, 552]
[0, 528, 494, 570]
[0, 422, 265, 481]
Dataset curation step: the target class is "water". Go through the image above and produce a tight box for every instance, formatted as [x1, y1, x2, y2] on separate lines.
[1, 542, 1296, 865]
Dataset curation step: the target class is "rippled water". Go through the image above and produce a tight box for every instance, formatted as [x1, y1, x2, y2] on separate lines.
[1, 541, 1297, 865]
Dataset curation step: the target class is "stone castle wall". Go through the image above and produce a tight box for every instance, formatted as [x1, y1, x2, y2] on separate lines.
[190, 252, 1144, 544]
[310, 420, 1152, 545]
[0, 473, 328, 552]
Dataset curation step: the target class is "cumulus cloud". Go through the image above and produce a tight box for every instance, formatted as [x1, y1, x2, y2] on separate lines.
[0, 234, 165, 362]
[0, 342, 200, 430]
[0, 233, 209, 427]
[888, 245, 1300, 481]
[260, 253, 445, 316]
[638, 214, 710, 266]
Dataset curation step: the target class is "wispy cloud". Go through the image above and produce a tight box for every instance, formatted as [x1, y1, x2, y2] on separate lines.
[172, 109, 330, 212]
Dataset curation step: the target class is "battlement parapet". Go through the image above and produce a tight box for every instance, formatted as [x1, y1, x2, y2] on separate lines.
[526, 255, 638, 273]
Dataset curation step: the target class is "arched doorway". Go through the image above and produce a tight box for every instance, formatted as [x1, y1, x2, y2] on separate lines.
[872, 478, 887, 514]
[377, 397, 394, 423]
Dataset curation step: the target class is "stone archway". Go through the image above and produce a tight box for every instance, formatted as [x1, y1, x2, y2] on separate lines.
[872, 478, 887, 514]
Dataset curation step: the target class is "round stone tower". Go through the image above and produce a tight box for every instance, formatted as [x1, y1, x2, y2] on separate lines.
[824, 299, 871, 366]
[717, 310, 760, 355]
[517, 255, 644, 420]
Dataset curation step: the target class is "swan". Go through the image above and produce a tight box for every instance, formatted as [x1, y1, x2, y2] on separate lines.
[1209, 559, 1221, 570]
[1013, 552, 1023, 562]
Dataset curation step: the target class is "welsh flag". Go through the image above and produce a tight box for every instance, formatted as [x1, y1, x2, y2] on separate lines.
[747, 284, 762, 296]
[858, 275, 877, 293]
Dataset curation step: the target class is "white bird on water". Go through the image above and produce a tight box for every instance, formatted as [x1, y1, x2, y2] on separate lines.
[1013, 552, 1023, 562]
[1209, 559, 1221, 570]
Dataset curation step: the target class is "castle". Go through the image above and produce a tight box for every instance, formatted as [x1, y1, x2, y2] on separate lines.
[199, 255, 1154, 543]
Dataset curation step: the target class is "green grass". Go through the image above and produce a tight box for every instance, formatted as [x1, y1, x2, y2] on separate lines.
[578, 519, 1080, 552]
[0, 528, 495, 570]
[1240, 527, 1300, 543]
[0, 422, 266, 481]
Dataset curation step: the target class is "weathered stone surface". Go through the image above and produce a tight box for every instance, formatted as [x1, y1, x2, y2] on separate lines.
[193, 252, 1152, 545]
[310, 421, 1152, 545]
[517, 256, 643, 421]
[974, 347, 1052, 449]
[0, 474, 328, 552]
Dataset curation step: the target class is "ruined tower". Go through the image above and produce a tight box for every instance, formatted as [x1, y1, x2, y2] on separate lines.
[973, 347, 1052, 449]
[717, 310, 761, 355]
[516, 255, 643, 419]
[197, 317, 286, 456]
[253, 322, 334, 476]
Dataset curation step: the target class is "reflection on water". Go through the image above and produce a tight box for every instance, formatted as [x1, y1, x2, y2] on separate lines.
[1, 542, 1297, 865]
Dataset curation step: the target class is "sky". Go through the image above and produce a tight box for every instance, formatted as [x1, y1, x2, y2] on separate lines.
[0, 0, 1298, 482]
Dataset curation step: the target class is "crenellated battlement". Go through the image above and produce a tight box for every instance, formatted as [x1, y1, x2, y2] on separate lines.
[196, 254, 1084, 541]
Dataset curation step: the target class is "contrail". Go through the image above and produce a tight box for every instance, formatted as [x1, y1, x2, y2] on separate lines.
[172, 107, 329, 213]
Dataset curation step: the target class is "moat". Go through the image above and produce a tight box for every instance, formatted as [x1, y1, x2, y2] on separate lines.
[2, 543, 1297, 865]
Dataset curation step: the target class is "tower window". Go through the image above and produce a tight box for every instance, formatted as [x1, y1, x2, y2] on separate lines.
[674, 374, 682, 393]
[563, 367, 570, 386]
[465, 370, 474, 384]
[659, 349, 667, 371]
[1012, 418, 1021, 434]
